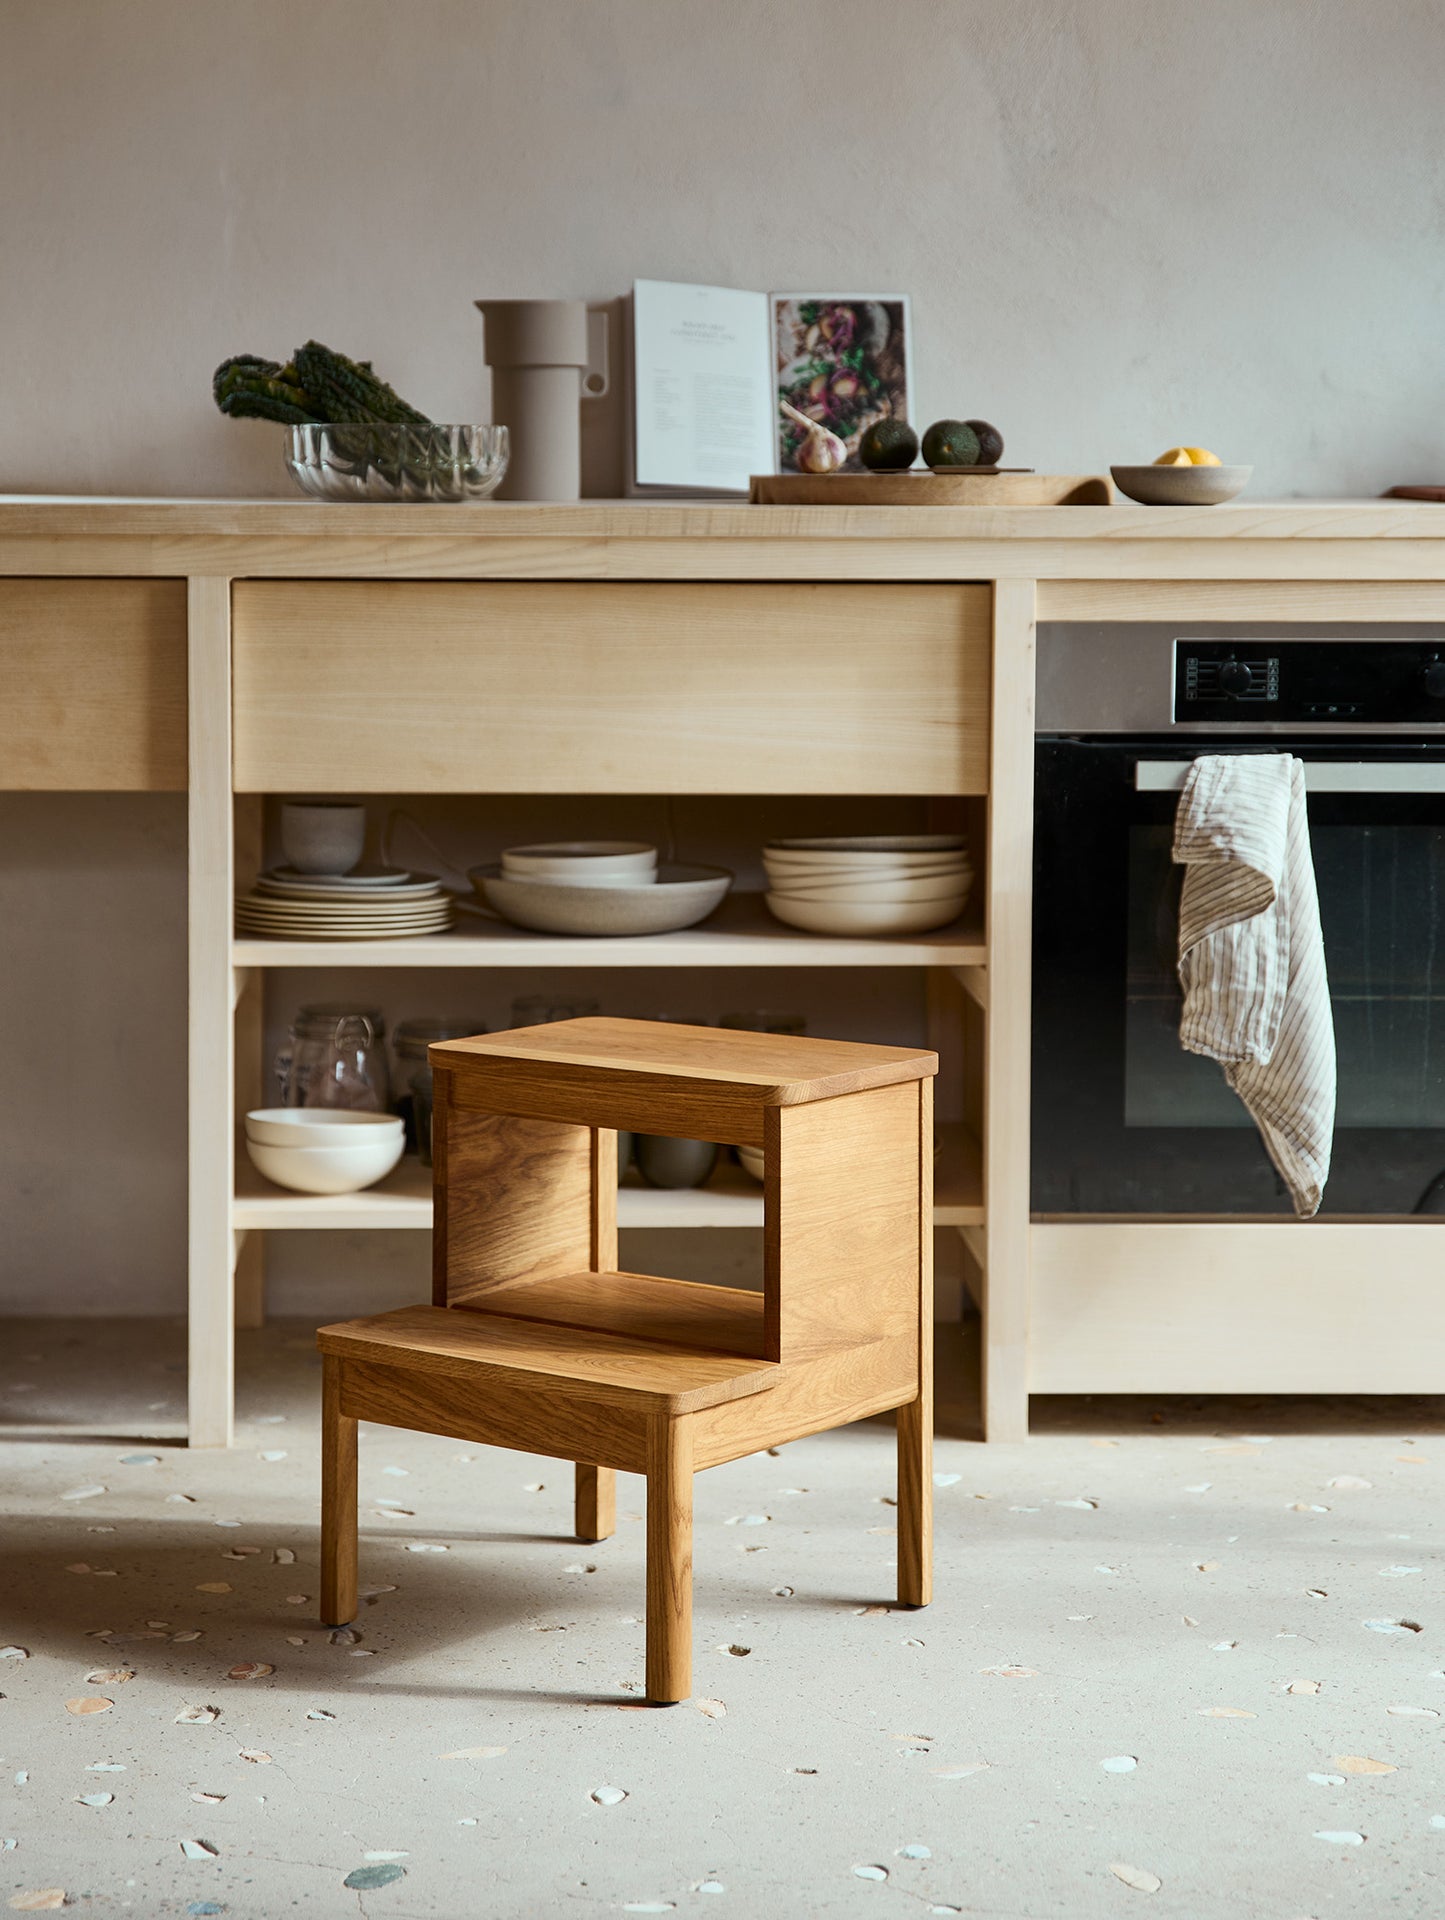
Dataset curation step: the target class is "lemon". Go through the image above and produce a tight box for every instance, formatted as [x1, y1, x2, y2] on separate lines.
[1155, 445, 1221, 467]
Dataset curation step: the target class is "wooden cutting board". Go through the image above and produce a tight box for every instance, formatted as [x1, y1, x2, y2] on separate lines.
[750, 471, 1113, 506]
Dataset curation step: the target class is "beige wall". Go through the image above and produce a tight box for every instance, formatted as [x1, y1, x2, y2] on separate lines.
[2, 0, 1442, 1312]
[3, 0, 1443, 500]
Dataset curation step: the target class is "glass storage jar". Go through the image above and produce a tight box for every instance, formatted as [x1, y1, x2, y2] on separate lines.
[276, 1004, 390, 1111]
[392, 1015, 486, 1155]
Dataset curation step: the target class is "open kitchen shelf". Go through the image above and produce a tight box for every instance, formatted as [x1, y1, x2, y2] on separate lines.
[230, 892, 986, 968]
[232, 1119, 983, 1232]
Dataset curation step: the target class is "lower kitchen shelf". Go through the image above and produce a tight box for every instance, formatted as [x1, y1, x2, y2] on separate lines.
[232, 1121, 983, 1231]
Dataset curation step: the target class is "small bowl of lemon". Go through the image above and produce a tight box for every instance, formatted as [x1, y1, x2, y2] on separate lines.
[1110, 447, 1251, 506]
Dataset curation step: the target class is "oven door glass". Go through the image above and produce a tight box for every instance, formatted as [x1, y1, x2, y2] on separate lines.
[1032, 738, 1445, 1214]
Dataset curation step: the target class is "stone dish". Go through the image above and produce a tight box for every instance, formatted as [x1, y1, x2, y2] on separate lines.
[1110, 464, 1252, 506]
[472, 863, 732, 936]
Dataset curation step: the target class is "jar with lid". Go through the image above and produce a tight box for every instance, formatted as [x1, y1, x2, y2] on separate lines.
[275, 1004, 390, 1110]
[393, 1015, 486, 1158]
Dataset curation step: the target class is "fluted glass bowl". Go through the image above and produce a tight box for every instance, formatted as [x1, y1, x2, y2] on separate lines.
[285, 424, 509, 502]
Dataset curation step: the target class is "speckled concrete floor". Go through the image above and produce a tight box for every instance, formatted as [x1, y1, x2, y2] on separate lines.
[1, 1319, 1442, 1919]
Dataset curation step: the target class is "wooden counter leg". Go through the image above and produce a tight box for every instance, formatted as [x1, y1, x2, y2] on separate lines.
[645, 1414, 693, 1704]
[897, 1393, 933, 1607]
[320, 1356, 358, 1627]
[575, 1463, 615, 1542]
[982, 575, 1036, 1443]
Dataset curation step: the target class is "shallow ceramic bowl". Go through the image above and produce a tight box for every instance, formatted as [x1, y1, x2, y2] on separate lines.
[244, 1132, 405, 1194]
[773, 873, 974, 907]
[736, 1143, 766, 1184]
[245, 1108, 404, 1150]
[764, 854, 972, 882]
[766, 834, 967, 856]
[765, 893, 968, 936]
[501, 841, 657, 882]
[1110, 464, 1252, 506]
[474, 863, 732, 936]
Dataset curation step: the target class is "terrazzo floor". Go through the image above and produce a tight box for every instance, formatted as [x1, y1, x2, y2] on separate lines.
[2, 1318, 1442, 1918]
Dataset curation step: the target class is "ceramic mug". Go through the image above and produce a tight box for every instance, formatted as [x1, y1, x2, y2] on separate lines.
[281, 802, 366, 875]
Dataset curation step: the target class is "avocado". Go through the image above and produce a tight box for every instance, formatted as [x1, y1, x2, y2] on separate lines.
[921, 419, 982, 470]
[859, 419, 919, 471]
[965, 419, 1004, 465]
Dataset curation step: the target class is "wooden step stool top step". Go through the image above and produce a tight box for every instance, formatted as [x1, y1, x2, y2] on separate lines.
[432, 1017, 936, 1115]
[317, 1303, 779, 1414]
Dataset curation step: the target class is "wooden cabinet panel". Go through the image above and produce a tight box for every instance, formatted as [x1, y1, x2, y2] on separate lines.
[0, 579, 186, 789]
[231, 581, 989, 794]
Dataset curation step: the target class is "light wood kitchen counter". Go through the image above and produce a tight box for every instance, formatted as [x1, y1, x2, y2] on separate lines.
[4, 496, 1444, 1445]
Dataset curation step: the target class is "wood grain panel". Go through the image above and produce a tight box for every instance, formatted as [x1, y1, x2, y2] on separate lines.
[432, 1093, 593, 1309]
[231, 580, 988, 794]
[980, 579, 1036, 1440]
[338, 1355, 651, 1471]
[467, 1270, 766, 1358]
[1038, 580, 1445, 622]
[318, 1304, 778, 1413]
[0, 578, 186, 788]
[436, 1017, 935, 1105]
[765, 1080, 926, 1360]
[692, 1338, 916, 1469]
[1030, 1224, 1445, 1393]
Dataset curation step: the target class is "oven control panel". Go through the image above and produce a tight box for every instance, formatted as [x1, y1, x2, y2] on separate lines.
[1174, 639, 1445, 724]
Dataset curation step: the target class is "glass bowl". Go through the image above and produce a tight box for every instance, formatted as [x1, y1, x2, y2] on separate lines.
[285, 424, 509, 502]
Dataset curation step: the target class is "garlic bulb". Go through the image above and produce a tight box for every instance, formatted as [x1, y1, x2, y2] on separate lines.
[780, 398, 846, 474]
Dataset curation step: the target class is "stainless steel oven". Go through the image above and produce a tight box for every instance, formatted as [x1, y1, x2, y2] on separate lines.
[1033, 623, 1445, 1216]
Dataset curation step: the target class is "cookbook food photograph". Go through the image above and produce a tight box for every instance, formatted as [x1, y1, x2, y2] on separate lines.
[1, 3, 1441, 1916]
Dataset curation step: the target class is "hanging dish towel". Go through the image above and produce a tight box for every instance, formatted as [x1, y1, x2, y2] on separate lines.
[1173, 753, 1335, 1216]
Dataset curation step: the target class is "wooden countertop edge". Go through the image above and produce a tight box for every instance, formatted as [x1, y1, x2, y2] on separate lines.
[0, 495, 1443, 542]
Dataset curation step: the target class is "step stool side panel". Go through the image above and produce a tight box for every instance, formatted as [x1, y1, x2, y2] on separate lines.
[432, 1068, 596, 1308]
[765, 1080, 929, 1364]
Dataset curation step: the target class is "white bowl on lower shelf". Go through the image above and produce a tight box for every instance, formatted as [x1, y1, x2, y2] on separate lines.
[245, 1108, 404, 1150]
[244, 1129, 405, 1195]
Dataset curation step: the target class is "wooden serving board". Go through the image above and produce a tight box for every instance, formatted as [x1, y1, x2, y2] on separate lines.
[750, 471, 1113, 507]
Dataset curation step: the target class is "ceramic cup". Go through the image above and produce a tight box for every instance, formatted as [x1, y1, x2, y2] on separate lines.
[281, 802, 367, 876]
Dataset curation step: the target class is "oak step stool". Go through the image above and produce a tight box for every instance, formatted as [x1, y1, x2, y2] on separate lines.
[317, 1016, 938, 1704]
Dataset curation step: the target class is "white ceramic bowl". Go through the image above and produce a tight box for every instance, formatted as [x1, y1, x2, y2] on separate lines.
[1110, 464, 1252, 506]
[767, 856, 971, 879]
[500, 841, 658, 882]
[774, 873, 975, 906]
[766, 835, 967, 855]
[244, 1131, 405, 1194]
[765, 892, 968, 936]
[245, 1108, 405, 1150]
[765, 857, 972, 884]
[737, 1143, 766, 1184]
[473, 863, 732, 936]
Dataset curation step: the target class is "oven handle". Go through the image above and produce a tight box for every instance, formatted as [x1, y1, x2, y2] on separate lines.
[1136, 759, 1445, 794]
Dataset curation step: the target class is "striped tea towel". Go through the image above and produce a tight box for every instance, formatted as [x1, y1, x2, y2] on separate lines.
[1173, 753, 1335, 1216]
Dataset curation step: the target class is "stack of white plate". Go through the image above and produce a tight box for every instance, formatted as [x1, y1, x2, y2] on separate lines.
[763, 835, 973, 935]
[235, 866, 454, 940]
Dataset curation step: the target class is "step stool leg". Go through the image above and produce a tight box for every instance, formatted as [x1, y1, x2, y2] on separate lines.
[575, 1463, 616, 1542]
[320, 1356, 358, 1627]
[897, 1393, 933, 1608]
[645, 1414, 693, 1704]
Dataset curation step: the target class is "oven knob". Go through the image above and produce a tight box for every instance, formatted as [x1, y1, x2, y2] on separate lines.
[1218, 659, 1252, 696]
[1424, 661, 1445, 699]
